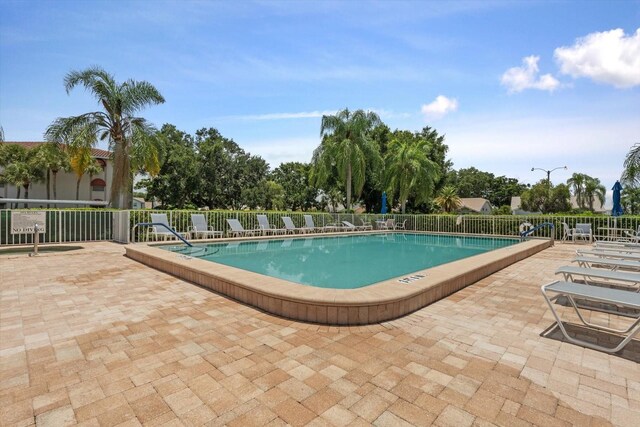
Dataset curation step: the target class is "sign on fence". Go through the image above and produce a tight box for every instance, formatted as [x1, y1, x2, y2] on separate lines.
[11, 211, 46, 234]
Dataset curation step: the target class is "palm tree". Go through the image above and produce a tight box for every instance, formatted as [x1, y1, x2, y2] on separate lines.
[384, 131, 439, 213]
[34, 143, 70, 204]
[435, 185, 462, 213]
[69, 144, 102, 201]
[311, 109, 381, 211]
[2, 147, 44, 208]
[567, 173, 587, 209]
[45, 66, 165, 208]
[622, 143, 640, 187]
[584, 177, 606, 212]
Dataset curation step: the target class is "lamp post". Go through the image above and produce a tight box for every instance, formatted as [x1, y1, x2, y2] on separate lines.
[531, 166, 568, 187]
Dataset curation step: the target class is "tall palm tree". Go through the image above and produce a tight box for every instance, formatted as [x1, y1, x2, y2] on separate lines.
[434, 185, 462, 213]
[384, 131, 439, 213]
[567, 173, 587, 209]
[622, 143, 640, 187]
[69, 145, 102, 201]
[584, 177, 606, 212]
[45, 66, 165, 208]
[311, 109, 381, 211]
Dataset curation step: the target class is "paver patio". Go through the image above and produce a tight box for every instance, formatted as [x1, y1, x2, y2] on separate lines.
[1, 242, 638, 426]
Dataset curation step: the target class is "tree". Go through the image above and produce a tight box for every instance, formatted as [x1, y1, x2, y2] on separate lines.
[45, 66, 165, 208]
[33, 143, 70, 204]
[622, 143, 640, 186]
[521, 180, 571, 213]
[312, 109, 382, 211]
[384, 130, 439, 213]
[69, 146, 102, 200]
[2, 145, 44, 207]
[434, 186, 462, 213]
[622, 186, 640, 215]
[584, 176, 606, 211]
[567, 173, 587, 208]
[272, 162, 318, 211]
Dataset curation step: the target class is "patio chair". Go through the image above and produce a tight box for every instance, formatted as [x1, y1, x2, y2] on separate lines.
[257, 214, 286, 235]
[395, 220, 407, 230]
[357, 218, 373, 230]
[624, 225, 640, 242]
[282, 216, 308, 234]
[189, 214, 222, 239]
[226, 218, 259, 237]
[561, 222, 576, 242]
[148, 213, 188, 241]
[378, 218, 396, 230]
[574, 223, 593, 243]
[540, 280, 640, 353]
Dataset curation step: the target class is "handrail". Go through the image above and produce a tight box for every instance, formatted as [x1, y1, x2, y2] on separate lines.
[520, 222, 555, 241]
[132, 222, 193, 247]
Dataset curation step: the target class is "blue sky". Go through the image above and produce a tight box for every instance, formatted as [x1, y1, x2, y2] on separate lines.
[1, 0, 639, 194]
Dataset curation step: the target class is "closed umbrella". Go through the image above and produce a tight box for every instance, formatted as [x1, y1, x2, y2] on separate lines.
[612, 181, 623, 217]
[381, 192, 388, 214]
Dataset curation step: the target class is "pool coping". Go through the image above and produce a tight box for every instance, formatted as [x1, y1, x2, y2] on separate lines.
[125, 232, 552, 325]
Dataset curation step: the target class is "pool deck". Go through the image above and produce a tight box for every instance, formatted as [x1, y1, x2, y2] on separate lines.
[1, 242, 639, 426]
[125, 235, 551, 325]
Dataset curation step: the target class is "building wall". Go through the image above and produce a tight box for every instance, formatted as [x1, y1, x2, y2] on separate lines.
[0, 160, 113, 206]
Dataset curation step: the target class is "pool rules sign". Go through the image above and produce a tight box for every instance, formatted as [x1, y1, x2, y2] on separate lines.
[11, 211, 47, 234]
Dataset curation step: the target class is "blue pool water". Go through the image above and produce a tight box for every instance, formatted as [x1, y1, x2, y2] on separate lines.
[164, 233, 519, 289]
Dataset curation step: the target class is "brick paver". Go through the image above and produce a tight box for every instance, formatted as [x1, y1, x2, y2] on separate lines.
[1, 242, 639, 426]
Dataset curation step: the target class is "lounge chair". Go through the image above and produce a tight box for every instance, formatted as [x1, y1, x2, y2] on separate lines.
[149, 213, 188, 241]
[573, 256, 640, 272]
[304, 214, 338, 233]
[282, 216, 308, 234]
[623, 225, 640, 242]
[257, 214, 286, 235]
[357, 218, 373, 230]
[189, 214, 222, 239]
[226, 218, 259, 237]
[556, 265, 640, 290]
[574, 223, 593, 243]
[596, 241, 640, 250]
[541, 280, 640, 353]
[342, 221, 364, 231]
[577, 249, 640, 261]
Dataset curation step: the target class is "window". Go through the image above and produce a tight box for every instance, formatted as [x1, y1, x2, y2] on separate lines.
[91, 178, 106, 192]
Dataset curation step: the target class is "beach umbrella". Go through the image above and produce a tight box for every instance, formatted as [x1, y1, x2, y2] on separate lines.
[381, 192, 388, 214]
[612, 181, 623, 217]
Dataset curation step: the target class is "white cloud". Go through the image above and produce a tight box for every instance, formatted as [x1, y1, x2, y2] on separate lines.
[421, 95, 459, 119]
[501, 55, 560, 93]
[554, 28, 640, 88]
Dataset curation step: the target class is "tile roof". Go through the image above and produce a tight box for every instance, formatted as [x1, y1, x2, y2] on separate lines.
[2, 141, 111, 159]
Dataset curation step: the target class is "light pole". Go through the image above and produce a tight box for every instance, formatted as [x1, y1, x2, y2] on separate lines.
[531, 166, 567, 187]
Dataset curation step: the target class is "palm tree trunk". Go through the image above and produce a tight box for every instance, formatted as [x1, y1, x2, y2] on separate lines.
[46, 169, 51, 208]
[401, 200, 406, 214]
[15, 186, 21, 209]
[111, 138, 131, 209]
[23, 184, 29, 208]
[52, 171, 58, 201]
[346, 164, 352, 211]
[76, 177, 81, 201]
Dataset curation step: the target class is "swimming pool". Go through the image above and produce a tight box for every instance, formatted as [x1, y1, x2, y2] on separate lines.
[162, 233, 520, 289]
[127, 232, 550, 324]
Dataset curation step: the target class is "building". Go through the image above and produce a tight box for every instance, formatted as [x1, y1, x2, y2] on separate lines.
[459, 198, 492, 214]
[0, 142, 112, 207]
[510, 196, 607, 215]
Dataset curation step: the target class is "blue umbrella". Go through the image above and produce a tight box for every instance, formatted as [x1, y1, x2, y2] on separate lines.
[612, 181, 623, 217]
[381, 192, 388, 214]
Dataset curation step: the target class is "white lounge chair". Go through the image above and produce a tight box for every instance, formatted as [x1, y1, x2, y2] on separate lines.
[541, 280, 640, 353]
[357, 218, 373, 230]
[577, 249, 640, 261]
[573, 256, 640, 272]
[149, 213, 188, 241]
[226, 219, 259, 237]
[341, 221, 360, 231]
[257, 214, 286, 235]
[304, 214, 338, 233]
[189, 214, 222, 239]
[282, 216, 308, 234]
[556, 265, 640, 290]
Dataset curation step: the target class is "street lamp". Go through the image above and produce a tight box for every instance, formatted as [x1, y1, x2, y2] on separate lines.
[531, 166, 567, 186]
